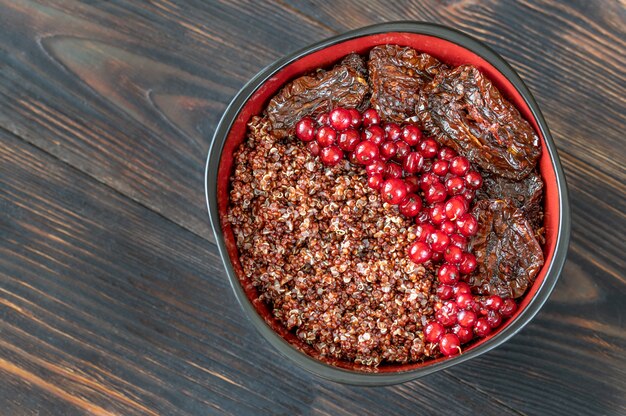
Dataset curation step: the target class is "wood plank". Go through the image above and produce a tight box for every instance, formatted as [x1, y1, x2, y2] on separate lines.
[1, 131, 520, 414]
[0, 0, 333, 241]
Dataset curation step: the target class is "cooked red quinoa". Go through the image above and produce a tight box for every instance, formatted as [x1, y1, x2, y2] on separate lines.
[228, 117, 438, 365]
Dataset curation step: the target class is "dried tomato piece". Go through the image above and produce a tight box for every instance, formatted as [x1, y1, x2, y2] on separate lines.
[368, 45, 446, 123]
[266, 57, 369, 137]
[467, 199, 544, 298]
[416, 65, 541, 180]
[477, 169, 544, 233]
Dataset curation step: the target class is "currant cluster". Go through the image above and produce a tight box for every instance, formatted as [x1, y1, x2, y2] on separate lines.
[425, 283, 518, 356]
[294, 106, 517, 357]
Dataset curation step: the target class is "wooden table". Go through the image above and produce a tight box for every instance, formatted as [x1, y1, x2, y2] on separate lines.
[1, 1, 625, 415]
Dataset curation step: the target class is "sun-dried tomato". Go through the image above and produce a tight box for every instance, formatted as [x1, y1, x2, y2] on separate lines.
[467, 199, 544, 298]
[368, 45, 446, 123]
[416, 65, 541, 180]
[266, 55, 369, 137]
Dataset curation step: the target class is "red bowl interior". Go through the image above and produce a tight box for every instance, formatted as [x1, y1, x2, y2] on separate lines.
[216, 32, 559, 373]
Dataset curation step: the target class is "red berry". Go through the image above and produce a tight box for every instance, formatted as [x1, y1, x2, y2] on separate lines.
[484, 295, 503, 311]
[354, 141, 380, 165]
[461, 188, 475, 202]
[394, 141, 411, 162]
[429, 203, 446, 225]
[444, 245, 464, 264]
[403, 152, 424, 174]
[384, 162, 403, 179]
[429, 230, 450, 253]
[348, 108, 362, 128]
[457, 309, 477, 328]
[401, 124, 422, 146]
[368, 173, 383, 190]
[432, 160, 449, 176]
[307, 141, 321, 156]
[419, 138, 439, 158]
[440, 220, 457, 235]
[337, 128, 361, 152]
[445, 176, 466, 195]
[384, 123, 402, 141]
[474, 318, 491, 337]
[435, 301, 458, 327]
[316, 125, 337, 147]
[439, 333, 461, 356]
[486, 310, 502, 328]
[419, 173, 439, 191]
[465, 170, 483, 189]
[421, 159, 433, 173]
[295, 117, 315, 141]
[362, 108, 380, 127]
[319, 146, 343, 166]
[459, 253, 477, 274]
[415, 223, 436, 242]
[399, 193, 423, 217]
[329, 107, 351, 131]
[500, 298, 517, 317]
[424, 182, 447, 204]
[445, 196, 468, 221]
[404, 175, 420, 193]
[380, 141, 397, 160]
[438, 146, 457, 161]
[438, 263, 459, 285]
[456, 292, 475, 310]
[408, 241, 432, 264]
[456, 213, 478, 237]
[437, 284, 454, 300]
[431, 252, 443, 262]
[362, 125, 385, 146]
[424, 322, 445, 343]
[415, 210, 430, 224]
[449, 234, 468, 250]
[453, 325, 474, 343]
[316, 112, 329, 126]
[453, 282, 471, 295]
[366, 160, 385, 176]
[450, 156, 470, 176]
[381, 178, 407, 204]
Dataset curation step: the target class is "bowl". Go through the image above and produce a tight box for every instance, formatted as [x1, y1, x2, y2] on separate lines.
[205, 22, 571, 385]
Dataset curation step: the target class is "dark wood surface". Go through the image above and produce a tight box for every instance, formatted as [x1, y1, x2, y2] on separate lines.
[1, 1, 625, 414]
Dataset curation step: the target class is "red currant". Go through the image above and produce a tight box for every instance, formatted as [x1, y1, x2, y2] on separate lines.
[445, 196, 468, 221]
[403, 152, 424, 174]
[354, 141, 380, 165]
[457, 309, 477, 328]
[348, 108, 362, 128]
[419, 138, 439, 158]
[329, 107, 352, 131]
[384, 162, 403, 179]
[445, 176, 466, 195]
[432, 160, 449, 176]
[438, 146, 457, 161]
[316, 125, 337, 147]
[450, 156, 470, 176]
[444, 245, 464, 264]
[380, 141, 397, 160]
[381, 178, 407, 204]
[456, 213, 478, 237]
[500, 298, 517, 317]
[474, 318, 491, 337]
[453, 325, 473, 343]
[401, 124, 422, 146]
[439, 333, 461, 356]
[362, 125, 385, 146]
[394, 141, 411, 162]
[408, 241, 432, 264]
[424, 182, 447, 204]
[319, 146, 343, 166]
[362, 108, 380, 127]
[307, 141, 320, 156]
[384, 123, 402, 141]
[438, 263, 460, 285]
[295, 117, 315, 142]
[399, 193, 423, 217]
[336, 128, 361, 152]
[429, 230, 450, 253]
[459, 253, 478, 274]
[424, 322, 445, 343]
[368, 173, 383, 190]
[366, 160, 385, 176]
[465, 170, 483, 189]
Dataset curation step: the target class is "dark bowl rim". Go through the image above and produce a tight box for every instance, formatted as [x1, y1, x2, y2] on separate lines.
[205, 21, 571, 386]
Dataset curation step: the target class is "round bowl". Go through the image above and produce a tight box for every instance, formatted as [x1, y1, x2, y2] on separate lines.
[205, 22, 571, 385]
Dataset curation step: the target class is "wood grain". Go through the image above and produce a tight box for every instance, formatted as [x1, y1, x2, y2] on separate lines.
[1, 0, 625, 414]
